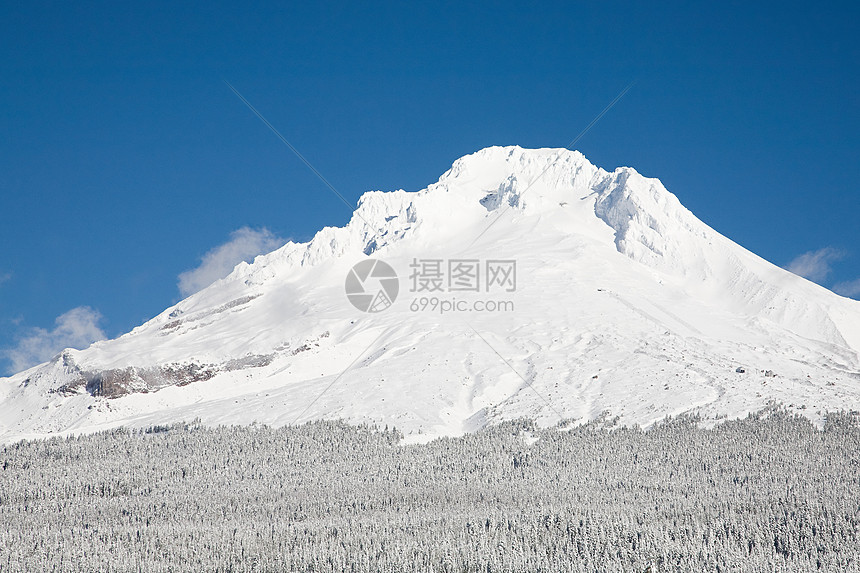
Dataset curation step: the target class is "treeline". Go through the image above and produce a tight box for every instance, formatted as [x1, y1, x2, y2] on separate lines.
[1, 408, 859, 572]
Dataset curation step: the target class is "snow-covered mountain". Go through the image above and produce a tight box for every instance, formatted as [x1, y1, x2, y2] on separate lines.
[2, 146, 859, 443]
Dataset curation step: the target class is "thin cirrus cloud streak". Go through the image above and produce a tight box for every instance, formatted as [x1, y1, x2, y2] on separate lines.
[2, 306, 106, 375]
[784, 247, 846, 283]
[833, 279, 860, 298]
[177, 227, 286, 297]
[784, 247, 859, 300]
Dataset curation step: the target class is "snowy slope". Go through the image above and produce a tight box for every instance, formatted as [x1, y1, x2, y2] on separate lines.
[2, 146, 859, 443]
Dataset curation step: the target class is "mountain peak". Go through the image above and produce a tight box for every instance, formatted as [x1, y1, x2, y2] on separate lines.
[2, 147, 859, 442]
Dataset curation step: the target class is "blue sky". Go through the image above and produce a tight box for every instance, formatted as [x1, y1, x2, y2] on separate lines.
[1, 1, 858, 374]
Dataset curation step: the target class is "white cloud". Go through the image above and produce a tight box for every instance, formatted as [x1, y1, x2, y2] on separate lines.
[0, 271, 11, 285]
[785, 247, 846, 283]
[3, 306, 106, 374]
[178, 227, 285, 297]
[833, 278, 860, 299]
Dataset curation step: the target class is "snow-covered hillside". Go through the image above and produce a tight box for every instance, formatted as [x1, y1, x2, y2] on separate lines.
[2, 146, 859, 443]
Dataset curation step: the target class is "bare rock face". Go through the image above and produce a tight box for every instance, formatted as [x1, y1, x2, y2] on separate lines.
[42, 351, 274, 399]
[48, 363, 216, 398]
[85, 364, 219, 398]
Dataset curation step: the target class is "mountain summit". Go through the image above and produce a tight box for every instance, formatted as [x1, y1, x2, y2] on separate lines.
[2, 146, 859, 442]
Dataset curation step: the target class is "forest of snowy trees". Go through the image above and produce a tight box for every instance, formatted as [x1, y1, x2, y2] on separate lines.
[1, 408, 859, 572]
